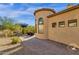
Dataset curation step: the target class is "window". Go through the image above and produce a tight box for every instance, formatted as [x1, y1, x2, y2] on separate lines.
[52, 22, 56, 28]
[59, 21, 65, 27]
[38, 17, 44, 33]
[68, 19, 77, 27]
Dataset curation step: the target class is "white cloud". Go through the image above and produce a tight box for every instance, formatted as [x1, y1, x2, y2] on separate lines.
[0, 4, 54, 19]
[0, 8, 31, 18]
[9, 3, 14, 6]
[8, 9, 34, 18]
[0, 3, 58, 19]
[0, 6, 50, 18]
[0, 4, 55, 18]
[3, 7, 36, 18]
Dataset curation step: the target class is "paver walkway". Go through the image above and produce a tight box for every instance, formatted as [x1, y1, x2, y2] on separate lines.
[10, 36, 79, 55]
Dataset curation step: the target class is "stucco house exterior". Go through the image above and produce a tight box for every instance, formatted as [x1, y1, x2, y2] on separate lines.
[34, 4, 79, 48]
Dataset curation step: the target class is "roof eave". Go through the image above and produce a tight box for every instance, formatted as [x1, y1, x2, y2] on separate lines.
[47, 4, 79, 18]
[34, 8, 56, 15]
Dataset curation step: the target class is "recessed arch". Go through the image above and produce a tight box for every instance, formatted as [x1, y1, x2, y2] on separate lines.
[38, 17, 44, 33]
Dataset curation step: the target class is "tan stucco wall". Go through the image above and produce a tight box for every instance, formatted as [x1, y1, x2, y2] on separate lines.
[48, 8, 79, 48]
[35, 10, 54, 39]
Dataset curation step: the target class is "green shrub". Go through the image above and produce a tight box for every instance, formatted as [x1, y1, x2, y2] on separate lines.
[11, 37, 22, 44]
[22, 27, 28, 34]
[22, 26, 35, 35]
[3, 29, 14, 37]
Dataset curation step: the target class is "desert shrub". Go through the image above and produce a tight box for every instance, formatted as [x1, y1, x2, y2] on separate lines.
[13, 24, 22, 33]
[26, 26, 35, 35]
[26, 26, 35, 33]
[22, 27, 28, 34]
[0, 16, 22, 36]
[3, 29, 14, 37]
[22, 26, 35, 35]
[11, 36, 22, 44]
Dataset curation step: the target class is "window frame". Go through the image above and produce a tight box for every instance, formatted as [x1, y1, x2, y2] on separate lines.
[68, 19, 77, 27]
[52, 22, 56, 28]
[59, 21, 65, 28]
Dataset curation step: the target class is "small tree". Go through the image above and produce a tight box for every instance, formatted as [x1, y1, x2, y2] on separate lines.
[0, 17, 15, 37]
[22, 25, 35, 35]
[27, 26, 35, 33]
[13, 24, 22, 34]
[0, 16, 14, 30]
[22, 27, 28, 34]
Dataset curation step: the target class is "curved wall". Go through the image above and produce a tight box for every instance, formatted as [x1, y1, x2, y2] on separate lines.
[34, 9, 55, 39]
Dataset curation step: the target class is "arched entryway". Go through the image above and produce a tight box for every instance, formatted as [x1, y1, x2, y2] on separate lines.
[38, 17, 44, 34]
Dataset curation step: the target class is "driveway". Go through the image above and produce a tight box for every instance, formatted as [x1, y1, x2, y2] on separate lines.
[10, 35, 79, 55]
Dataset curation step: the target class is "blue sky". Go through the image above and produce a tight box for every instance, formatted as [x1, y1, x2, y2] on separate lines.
[0, 3, 78, 25]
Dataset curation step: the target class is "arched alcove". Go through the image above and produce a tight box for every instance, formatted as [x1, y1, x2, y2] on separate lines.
[38, 17, 44, 33]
